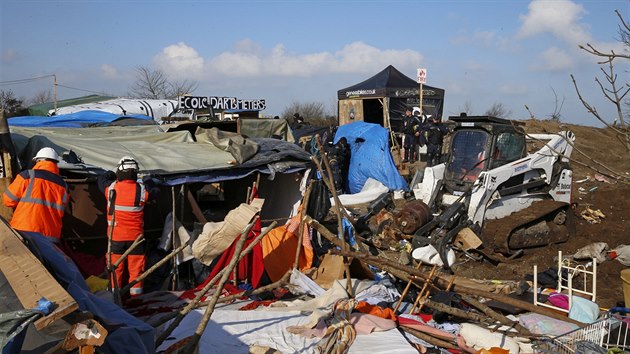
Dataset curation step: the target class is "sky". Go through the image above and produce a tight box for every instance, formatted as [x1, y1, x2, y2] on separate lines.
[1, 0, 628, 126]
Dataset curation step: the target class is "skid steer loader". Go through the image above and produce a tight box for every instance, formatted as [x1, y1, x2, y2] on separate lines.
[411, 115, 576, 266]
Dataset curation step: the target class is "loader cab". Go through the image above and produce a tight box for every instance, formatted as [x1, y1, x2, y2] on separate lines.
[444, 116, 526, 192]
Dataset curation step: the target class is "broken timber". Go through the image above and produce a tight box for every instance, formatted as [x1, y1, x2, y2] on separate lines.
[0, 218, 78, 330]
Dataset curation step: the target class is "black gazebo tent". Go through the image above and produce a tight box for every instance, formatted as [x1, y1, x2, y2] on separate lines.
[337, 65, 445, 132]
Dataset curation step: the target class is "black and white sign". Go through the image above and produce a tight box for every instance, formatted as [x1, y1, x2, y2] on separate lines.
[178, 96, 266, 111]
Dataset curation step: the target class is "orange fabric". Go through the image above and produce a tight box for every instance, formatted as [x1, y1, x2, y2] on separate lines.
[110, 253, 145, 294]
[3, 160, 68, 238]
[261, 215, 313, 282]
[476, 348, 509, 354]
[106, 180, 148, 242]
[354, 301, 397, 321]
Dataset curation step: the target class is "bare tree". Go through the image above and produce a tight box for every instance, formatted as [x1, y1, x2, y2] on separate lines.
[458, 101, 474, 116]
[0, 89, 27, 117]
[29, 90, 52, 105]
[282, 101, 327, 121]
[548, 87, 565, 122]
[129, 66, 198, 99]
[485, 102, 512, 118]
[572, 9, 630, 152]
[524, 87, 565, 121]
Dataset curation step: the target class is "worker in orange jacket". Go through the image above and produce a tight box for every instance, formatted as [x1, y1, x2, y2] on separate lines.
[3, 147, 69, 240]
[99, 156, 149, 296]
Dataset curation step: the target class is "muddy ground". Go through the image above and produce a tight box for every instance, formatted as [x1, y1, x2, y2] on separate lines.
[411, 119, 630, 309]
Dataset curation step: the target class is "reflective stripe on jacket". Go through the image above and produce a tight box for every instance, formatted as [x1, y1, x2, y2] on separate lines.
[2, 160, 68, 238]
[106, 180, 148, 242]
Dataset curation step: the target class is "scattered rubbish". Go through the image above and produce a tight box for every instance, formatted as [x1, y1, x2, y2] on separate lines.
[594, 173, 614, 184]
[575, 176, 591, 184]
[580, 206, 606, 224]
[571, 242, 609, 263]
[608, 245, 630, 266]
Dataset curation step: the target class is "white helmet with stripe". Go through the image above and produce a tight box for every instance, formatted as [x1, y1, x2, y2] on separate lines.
[117, 156, 139, 171]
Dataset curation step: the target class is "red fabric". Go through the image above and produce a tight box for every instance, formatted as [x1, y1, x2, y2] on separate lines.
[195, 218, 265, 290]
[238, 300, 275, 311]
[59, 241, 106, 277]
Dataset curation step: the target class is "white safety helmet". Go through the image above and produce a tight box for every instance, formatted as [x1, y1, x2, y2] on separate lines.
[117, 156, 139, 171]
[33, 147, 60, 162]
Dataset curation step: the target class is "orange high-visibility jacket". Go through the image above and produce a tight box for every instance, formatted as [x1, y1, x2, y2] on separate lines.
[3, 160, 69, 238]
[106, 180, 148, 242]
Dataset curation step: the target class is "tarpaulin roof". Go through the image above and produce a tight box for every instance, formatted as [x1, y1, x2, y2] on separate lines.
[8, 110, 156, 128]
[337, 65, 445, 100]
[9, 124, 311, 185]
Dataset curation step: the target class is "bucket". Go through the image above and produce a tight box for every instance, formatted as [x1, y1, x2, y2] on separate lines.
[620, 269, 630, 308]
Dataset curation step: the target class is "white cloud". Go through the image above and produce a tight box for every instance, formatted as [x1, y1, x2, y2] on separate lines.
[517, 0, 591, 45]
[153, 42, 204, 77]
[530, 46, 574, 71]
[182, 40, 424, 79]
[2, 48, 17, 63]
[100, 64, 120, 79]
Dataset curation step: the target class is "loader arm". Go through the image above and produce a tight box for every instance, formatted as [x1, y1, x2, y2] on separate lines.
[468, 130, 576, 227]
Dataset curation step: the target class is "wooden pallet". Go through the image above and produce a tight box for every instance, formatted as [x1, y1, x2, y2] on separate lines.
[0, 218, 78, 330]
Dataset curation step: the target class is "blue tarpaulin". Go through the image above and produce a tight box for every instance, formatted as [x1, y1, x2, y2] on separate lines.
[334, 121, 408, 193]
[22, 232, 155, 354]
[8, 110, 154, 128]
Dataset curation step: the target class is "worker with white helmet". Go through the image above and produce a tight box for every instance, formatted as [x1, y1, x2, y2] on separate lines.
[2, 147, 69, 240]
[99, 156, 149, 296]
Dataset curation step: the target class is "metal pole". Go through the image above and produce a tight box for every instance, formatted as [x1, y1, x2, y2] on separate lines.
[53, 74, 58, 114]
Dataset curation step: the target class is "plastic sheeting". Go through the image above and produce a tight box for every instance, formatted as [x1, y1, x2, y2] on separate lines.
[21, 232, 155, 354]
[8, 110, 155, 128]
[334, 122, 408, 193]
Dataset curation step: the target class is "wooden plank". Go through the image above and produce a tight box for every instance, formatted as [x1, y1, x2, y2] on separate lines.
[0, 218, 78, 330]
[0, 177, 13, 221]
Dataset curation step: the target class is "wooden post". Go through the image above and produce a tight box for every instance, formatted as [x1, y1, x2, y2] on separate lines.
[329, 247, 585, 326]
[171, 186, 177, 290]
[121, 241, 189, 294]
[411, 265, 438, 313]
[312, 136, 354, 296]
[293, 181, 313, 270]
[155, 218, 274, 346]
[181, 217, 256, 353]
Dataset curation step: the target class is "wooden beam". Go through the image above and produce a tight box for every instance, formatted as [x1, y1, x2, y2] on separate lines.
[0, 218, 78, 330]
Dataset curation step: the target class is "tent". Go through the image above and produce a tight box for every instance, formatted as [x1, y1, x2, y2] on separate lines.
[334, 121, 408, 193]
[337, 65, 445, 132]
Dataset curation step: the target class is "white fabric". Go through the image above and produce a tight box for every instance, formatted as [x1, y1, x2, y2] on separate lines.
[459, 323, 521, 353]
[411, 244, 456, 267]
[289, 269, 325, 297]
[157, 308, 417, 354]
[332, 178, 389, 206]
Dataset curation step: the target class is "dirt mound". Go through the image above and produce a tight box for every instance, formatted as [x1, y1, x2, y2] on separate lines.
[454, 119, 630, 309]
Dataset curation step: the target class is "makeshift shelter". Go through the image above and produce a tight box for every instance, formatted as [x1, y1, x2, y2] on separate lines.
[334, 121, 408, 193]
[337, 65, 445, 132]
[4, 116, 312, 284]
[45, 98, 179, 122]
[27, 95, 116, 117]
